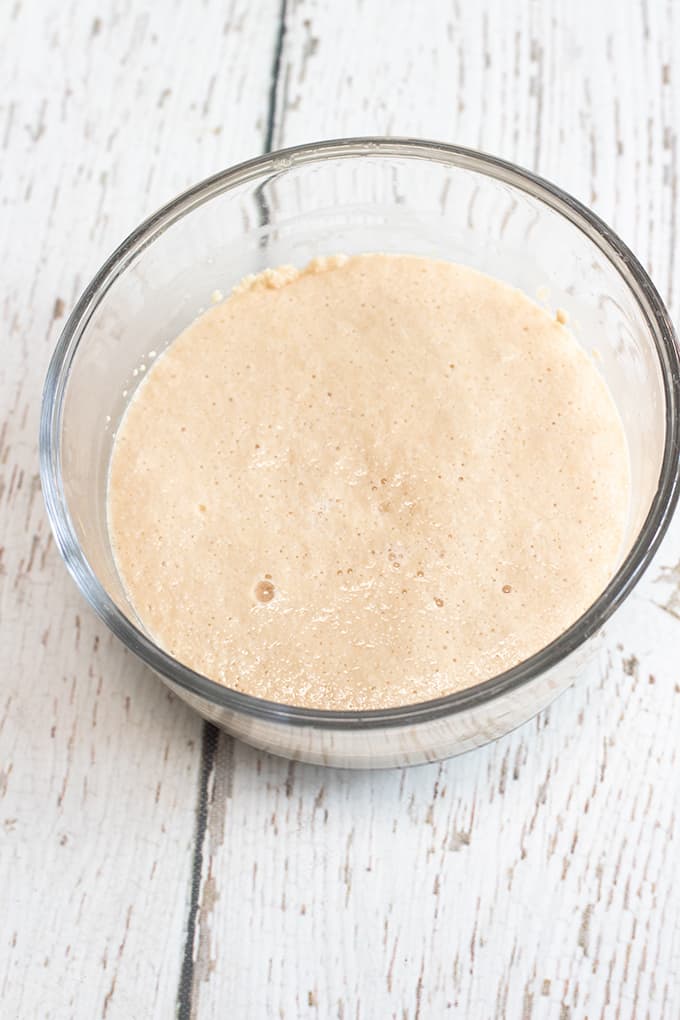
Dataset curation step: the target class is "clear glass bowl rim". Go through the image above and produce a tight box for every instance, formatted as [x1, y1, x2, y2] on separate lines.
[40, 137, 680, 731]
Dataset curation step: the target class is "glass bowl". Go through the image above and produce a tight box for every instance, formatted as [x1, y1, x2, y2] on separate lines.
[40, 138, 680, 769]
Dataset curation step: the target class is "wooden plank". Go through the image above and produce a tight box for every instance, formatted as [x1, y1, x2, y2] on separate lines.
[0, 1, 280, 1017]
[4, 0, 679, 1017]
[188, 1, 680, 1018]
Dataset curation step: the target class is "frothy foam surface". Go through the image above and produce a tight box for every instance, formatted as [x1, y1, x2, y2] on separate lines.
[108, 254, 630, 709]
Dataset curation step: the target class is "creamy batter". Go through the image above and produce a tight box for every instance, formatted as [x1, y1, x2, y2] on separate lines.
[108, 254, 630, 709]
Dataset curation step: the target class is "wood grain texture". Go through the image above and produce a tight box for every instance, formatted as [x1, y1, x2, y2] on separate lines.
[0, 2, 280, 1017]
[1, 0, 679, 1018]
[188, 1, 680, 1018]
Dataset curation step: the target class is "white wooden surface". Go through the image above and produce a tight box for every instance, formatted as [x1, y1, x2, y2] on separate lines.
[2, 1, 679, 1017]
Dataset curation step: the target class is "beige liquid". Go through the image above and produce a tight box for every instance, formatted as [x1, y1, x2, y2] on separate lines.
[108, 254, 630, 709]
